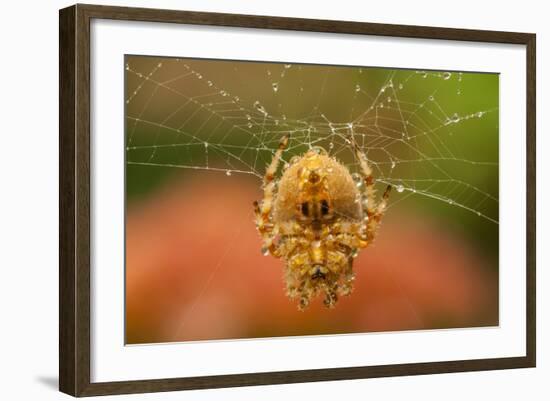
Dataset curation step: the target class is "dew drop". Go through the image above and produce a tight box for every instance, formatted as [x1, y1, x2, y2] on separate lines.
[351, 173, 363, 188]
[387, 96, 392, 103]
[254, 101, 268, 115]
[207, 81, 213, 87]
[355, 84, 361, 92]
[157, 62, 163, 68]
[476, 111, 484, 118]
[396, 184, 405, 193]
[247, 122, 253, 128]
[329, 142, 334, 150]
[351, 248, 359, 258]
[226, 170, 232, 176]
[448, 199, 454, 205]
[398, 83, 403, 90]
[272, 82, 279, 92]
[442, 72, 452, 80]
[290, 155, 301, 165]
[310, 146, 328, 155]
[284, 64, 291, 69]
[429, 95, 434, 101]
[391, 159, 396, 169]
[457, 89, 462, 95]
[261, 247, 269, 256]
[125, 63, 129, 70]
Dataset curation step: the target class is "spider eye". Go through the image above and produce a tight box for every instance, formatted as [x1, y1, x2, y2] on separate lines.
[301, 202, 309, 217]
[321, 199, 330, 215]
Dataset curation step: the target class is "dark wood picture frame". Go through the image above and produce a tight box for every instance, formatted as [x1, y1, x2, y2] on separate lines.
[59, 3, 536, 397]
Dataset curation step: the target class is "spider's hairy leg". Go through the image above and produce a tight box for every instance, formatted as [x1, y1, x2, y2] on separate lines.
[253, 134, 290, 256]
[366, 184, 391, 242]
[349, 134, 378, 218]
[349, 133, 391, 242]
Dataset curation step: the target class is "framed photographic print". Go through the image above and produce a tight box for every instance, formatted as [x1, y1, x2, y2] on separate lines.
[59, 4, 536, 397]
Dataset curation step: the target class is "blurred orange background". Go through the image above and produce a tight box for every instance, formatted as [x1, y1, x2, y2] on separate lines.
[126, 173, 497, 344]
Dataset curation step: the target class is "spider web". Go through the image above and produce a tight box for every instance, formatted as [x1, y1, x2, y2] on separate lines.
[125, 56, 499, 224]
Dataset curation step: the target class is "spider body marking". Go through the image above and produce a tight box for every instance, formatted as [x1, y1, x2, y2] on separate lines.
[254, 135, 391, 310]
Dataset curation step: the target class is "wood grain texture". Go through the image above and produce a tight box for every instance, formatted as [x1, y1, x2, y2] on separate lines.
[58, 3, 536, 397]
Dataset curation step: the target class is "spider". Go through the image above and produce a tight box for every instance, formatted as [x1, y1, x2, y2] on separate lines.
[254, 134, 391, 310]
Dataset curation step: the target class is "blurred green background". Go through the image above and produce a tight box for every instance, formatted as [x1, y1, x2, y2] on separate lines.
[125, 55, 498, 344]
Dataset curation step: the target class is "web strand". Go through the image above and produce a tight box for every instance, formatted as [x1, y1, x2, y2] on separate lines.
[126, 57, 499, 224]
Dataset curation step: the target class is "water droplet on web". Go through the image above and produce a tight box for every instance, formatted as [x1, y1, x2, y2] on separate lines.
[447, 199, 454, 205]
[477, 211, 482, 216]
[284, 64, 292, 69]
[125, 63, 129, 70]
[458, 72, 463, 82]
[226, 170, 232, 176]
[391, 159, 396, 169]
[387, 97, 392, 103]
[476, 111, 484, 118]
[451, 113, 460, 123]
[204, 142, 208, 148]
[379, 103, 385, 108]
[261, 247, 269, 256]
[254, 101, 268, 115]
[220, 90, 228, 97]
[347, 122, 354, 130]
[442, 72, 452, 80]
[197, 74, 202, 79]
[457, 89, 462, 95]
[398, 83, 403, 90]
[396, 184, 405, 193]
[351, 173, 363, 188]
[247, 122, 253, 128]
[351, 248, 359, 258]
[234, 96, 240, 102]
[329, 142, 334, 150]
[290, 155, 301, 165]
[355, 84, 361, 92]
[272, 82, 279, 92]
[207, 81, 213, 87]
[429, 95, 434, 101]
[157, 62, 163, 68]
[310, 146, 328, 155]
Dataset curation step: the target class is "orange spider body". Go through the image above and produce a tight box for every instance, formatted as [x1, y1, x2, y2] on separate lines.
[254, 136, 390, 310]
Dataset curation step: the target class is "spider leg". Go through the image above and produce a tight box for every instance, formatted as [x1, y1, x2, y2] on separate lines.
[253, 134, 290, 256]
[349, 134, 391, 242]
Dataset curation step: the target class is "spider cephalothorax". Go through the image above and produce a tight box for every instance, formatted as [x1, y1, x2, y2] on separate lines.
[254, 135, 391, 310]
